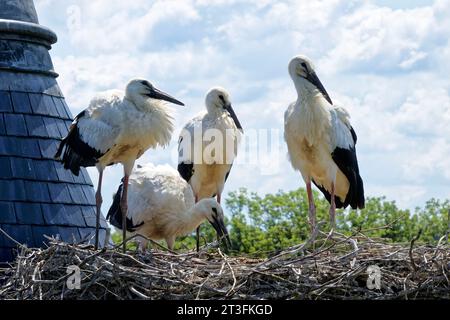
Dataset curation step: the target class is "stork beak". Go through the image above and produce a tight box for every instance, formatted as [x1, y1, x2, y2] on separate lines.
[224, 104, 243, 132]
[305, 71, 333, 105]
[147, 87, 185, 106]
[209, 217, 232, 250]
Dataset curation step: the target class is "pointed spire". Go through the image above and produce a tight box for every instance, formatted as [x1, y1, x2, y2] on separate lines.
[0, 0, 39, 23]
[0, 1, 108, 264]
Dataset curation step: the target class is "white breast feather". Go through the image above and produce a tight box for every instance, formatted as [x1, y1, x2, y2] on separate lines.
[77, 90, 174, 163]
[178, 111, 241, 165]
[126, 164, 194, 226]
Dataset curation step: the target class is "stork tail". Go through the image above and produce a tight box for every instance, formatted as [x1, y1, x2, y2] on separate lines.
[107, 182, 143, 232]
[177, 162, 194, 183]
[54, 111, 103, 176]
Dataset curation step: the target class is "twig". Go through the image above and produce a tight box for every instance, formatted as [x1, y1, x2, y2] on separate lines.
[256, 221, 324, 268]
[113, 234, 178, 254]
[409, 229, 422, 272]
[0, 227, 31, 251]
[218, 248, 237, 297]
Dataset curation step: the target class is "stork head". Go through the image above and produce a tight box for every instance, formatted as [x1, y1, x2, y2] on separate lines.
[197, 199, 232, 249]
[125, 78, 185, 106]
[288, 55, 333, 105]
[205, 87, 243, 131]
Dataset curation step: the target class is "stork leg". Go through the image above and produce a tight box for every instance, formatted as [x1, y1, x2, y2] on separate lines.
[306, 181, 316, 232]
[94, 169, 103, 250]
[120, 174, 130, 253]
[329, 182, 336, 229]
[195, 195, 200, 252]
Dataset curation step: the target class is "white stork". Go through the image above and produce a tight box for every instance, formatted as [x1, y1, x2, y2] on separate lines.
[284, 55, 365, 230]
[177, 87, 242, 251]
[106, 163, 231, 251]
[55, 79, 184, 251]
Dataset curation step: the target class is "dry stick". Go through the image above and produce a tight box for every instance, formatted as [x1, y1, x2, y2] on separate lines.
[282, 228, 362, 267]
[218, 248, 237, 297]
[195, 276, 211, 299]
[256, 221, 324, 268]
[318, 228, 334, 251]
[409, 229, 422, 272]
[446, 209, 450, 243]
[129, 286, 150, 299]
[113, 233, 178, 254]
[357, 217, 403, 234]
[0, 227, 31, 252]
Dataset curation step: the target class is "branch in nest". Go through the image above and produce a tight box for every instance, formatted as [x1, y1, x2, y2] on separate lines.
[409, 229, 423, 272]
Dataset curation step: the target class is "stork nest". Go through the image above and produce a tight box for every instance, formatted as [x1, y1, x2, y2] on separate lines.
[0, 229, 449, 300]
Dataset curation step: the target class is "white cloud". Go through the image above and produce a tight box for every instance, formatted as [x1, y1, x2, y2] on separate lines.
[34, 0, 450, 212]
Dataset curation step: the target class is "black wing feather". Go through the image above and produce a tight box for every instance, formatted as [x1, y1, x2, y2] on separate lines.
[178, 162, 194, 183]
[331, 125, 364, 209]
[312, 179, 346, 208]
[106, 182, 144, 232]
[314, 126, 364, 209]
[54, 111, 104, 176]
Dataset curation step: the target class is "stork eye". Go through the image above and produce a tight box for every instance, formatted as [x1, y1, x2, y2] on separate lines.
[218, 95, 225, 102]
[301, 62, 308, 70]
[212, 207, 218, 215]
[141, 80, 152, 88]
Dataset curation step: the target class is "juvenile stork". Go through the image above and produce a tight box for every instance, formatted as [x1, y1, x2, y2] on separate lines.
[106, 163, 231, 251]
[284, 55, 365, 230]
[55, 79, 184, 251]
[177, 87, 242, 251]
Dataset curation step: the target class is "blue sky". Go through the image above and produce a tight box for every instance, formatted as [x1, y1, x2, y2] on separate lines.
[35, 0, 450, 213]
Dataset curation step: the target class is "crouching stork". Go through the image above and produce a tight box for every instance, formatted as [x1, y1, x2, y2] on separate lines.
[106, 163, 231, 251]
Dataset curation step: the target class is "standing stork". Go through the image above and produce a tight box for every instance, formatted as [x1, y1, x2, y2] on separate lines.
[177, 87, 242, 251]
[55, 79, 184, 251]
[106, 163, 231, 251]
[284, 55, 364, 230]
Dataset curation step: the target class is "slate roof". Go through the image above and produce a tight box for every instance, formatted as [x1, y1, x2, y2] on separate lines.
[0, 1, 108, 265]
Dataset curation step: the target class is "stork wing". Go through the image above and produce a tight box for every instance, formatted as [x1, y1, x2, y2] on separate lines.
[77, 93, 124, 154]
[330, 106, 355, 150]
[177, 116, 202, 182]
[76, 115, 118, 155]
[55, 92, 123, 175]
[106, 181, 145, 232]
[327, 106, 365, 209]
[108, 164, 194, 231]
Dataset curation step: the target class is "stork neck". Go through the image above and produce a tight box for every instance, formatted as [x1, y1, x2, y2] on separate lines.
[294, 79, 320, 104]
[206, 103, 225, 118]
[125, 94, 169, 115]
[180, 205, 208, 234]
[124, 94, 149, 112]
